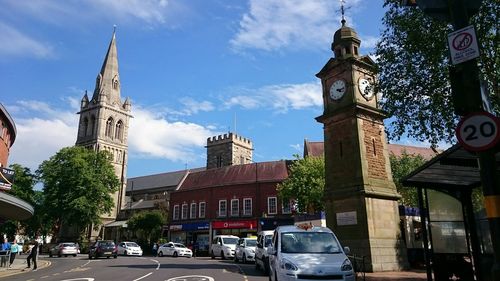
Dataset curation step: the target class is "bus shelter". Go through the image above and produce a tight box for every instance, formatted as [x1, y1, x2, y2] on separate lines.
[402, 144, 499, 281]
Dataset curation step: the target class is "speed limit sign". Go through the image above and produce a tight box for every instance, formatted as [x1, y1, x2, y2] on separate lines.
[456, 112, 500, 152]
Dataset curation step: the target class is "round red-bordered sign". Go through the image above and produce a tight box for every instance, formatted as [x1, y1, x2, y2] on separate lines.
[456, 112, 500, 152]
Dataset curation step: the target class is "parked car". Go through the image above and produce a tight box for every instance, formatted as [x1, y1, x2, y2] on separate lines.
[210, 235, 239, 259]
[268, 224, 355, 281]
[49, 242, 79, 257]
[158, 242, 192, 258]
[117, 241, 143, 256]
[88, 240, 118, 259]
[255, 230, 274, 273]
[234, 237, 257, 263]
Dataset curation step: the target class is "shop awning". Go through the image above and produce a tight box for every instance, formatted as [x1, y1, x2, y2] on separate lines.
[105, 220, 128, 228]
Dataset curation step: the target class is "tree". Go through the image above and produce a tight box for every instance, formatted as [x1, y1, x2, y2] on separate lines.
[389, 152, 426, 207]
[277, 155, 325, 213]
[375, 0, 499, 146]
[36, 146, 120, 240]
[127, 210, 166, 245]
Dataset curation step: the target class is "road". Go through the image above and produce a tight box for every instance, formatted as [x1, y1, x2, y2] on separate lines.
[7, 254, 270, 281]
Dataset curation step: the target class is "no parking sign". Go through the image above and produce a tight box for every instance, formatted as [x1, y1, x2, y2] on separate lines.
[456, 112, 500, 152]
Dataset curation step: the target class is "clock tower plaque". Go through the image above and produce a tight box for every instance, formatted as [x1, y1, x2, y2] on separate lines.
[315, 17, 408, 272]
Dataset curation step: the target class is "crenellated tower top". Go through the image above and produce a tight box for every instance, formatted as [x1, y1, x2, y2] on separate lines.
[206, 132, 253, 169]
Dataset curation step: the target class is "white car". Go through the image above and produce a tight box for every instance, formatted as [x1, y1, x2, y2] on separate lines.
[158, 242, 192, 258]
[210, 235, 239, 259]
[255, 230, 274, 273]
[234, 237, 257, 263]
[268, 224, 355, 281]
[117, 241, 143, 256]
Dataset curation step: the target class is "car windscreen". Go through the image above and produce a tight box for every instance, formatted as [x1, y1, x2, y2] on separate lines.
[173, 243, 186, 248]
[222, 237, 238, 245]
[246, 239, 257, 247]
[264, 235, 273, 247]
[126, 242, 139, 247]
[62, 243, 76, 247]
[280, 232, 341, 254]
[100, 241, 115, 247]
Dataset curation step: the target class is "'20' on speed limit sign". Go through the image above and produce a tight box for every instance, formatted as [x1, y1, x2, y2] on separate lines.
[456, 112, 500, 152]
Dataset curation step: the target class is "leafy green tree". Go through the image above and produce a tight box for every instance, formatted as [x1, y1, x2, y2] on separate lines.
[127, 210, 166, 245]
[277, 155, 325, 213]
[36, 146, 119, 240]
[389, 152, 426, 207]
[375, 0, 499, 146]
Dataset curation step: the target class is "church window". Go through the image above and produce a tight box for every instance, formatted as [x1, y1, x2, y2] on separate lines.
[345, 47, 351, 54]
[354, 46, 358, 56]
[90, 115, 96, 136]
[372, 139, 377, 156]
[82, 118, 89, 137]
[216, 155, 223, 168]
[113, 79, 119, 90]
[115, 120, 123, 141]
[105, 117, 114, 138]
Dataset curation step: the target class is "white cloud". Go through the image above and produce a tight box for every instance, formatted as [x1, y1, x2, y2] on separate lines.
[223, 81, 322, 112]
[230, 0, 344, 51]
[7, 98, 218, 171]
[0, 22, 54, 59]
[173, 97, 215, 116]
[128, 106, 217, 162]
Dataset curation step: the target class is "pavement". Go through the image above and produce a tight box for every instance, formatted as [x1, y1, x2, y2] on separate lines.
[0, 254, 428, 280]
[0, 253, 51, 279]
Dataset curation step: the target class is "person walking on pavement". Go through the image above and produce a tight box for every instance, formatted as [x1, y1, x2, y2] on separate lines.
[8, 239, 19, 268]
[152, 242, 158, 257]
[1, 238, 10, 268]
[26, 240, 39, 271]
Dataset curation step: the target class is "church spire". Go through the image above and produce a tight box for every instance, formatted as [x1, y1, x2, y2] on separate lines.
[92, 28, 121, 104]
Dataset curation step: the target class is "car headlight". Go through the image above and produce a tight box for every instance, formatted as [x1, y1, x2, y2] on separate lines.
[280, 258, 298, 271]
[341, 259, 353, 271]
[249, 249, 255, 254]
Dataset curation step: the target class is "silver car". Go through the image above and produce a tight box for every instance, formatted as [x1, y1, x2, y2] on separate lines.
[49, 242, 79, 257]
[117, 241, 143, 256]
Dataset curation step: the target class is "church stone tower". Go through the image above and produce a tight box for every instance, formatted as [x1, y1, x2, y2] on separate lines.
[76, 30, 131, 229]
[206, 132, 253, 169]
[315, 15, 407, 272]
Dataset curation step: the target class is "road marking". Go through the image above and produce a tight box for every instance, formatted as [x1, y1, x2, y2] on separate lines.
[60, 279, 95, 281]
[150, 258, 160, 270]
[133, 272, 153, 281]
[166, 276, 215, 281]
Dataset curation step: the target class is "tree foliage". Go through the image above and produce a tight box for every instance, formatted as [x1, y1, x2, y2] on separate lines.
[277, 155, 325, 213]
[127, 210, 166, 244]
[389, 152, 426, 207]
[376, 0, 499, 146]
[36, 146, 119, 239]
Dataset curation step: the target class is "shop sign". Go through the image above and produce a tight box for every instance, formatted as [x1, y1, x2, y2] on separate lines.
[212, 220, 257, 229]
[183, 222, 209, 231]
[0, 167, 15, 190]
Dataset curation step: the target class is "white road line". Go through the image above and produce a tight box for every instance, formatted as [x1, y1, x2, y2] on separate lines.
[133, 272, 153, 281]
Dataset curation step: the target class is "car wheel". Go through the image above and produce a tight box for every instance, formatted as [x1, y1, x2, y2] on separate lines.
[243, 254, 247, 263]
[211, 251, 215, 259]
[49, 252, 53, 258]
[114, 255, 117, 259]
[221, 251, 225, 260]
[65, 255, 68, 257]
[173, 252, 178, 258]
[255, 260, 259, 270]
[58, 252, 62, 257]
[264, 257, 270, 274]
[234, 254, 239, 263]
[158, 251, 164, 257]
[88, 255, 92, 260]
[73, 254, 77, 257]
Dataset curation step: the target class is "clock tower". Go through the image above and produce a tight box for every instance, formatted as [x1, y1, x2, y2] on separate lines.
[315, 15, 407, 271]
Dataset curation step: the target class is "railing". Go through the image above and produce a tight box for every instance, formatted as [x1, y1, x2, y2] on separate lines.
[0, 250, 10, 268]
[347, 254, 366, 281]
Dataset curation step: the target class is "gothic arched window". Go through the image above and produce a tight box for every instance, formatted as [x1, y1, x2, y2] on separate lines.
[115, 120, 123, 141]
[105, 117, 114, 138]
[82, 117, 89, 137]
[90, 115, 96, 137]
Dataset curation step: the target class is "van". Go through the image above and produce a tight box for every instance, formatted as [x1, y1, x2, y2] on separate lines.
[210, 235, 239, 259]
[268, 224, 355, 281]
[255, 230, 274, 273]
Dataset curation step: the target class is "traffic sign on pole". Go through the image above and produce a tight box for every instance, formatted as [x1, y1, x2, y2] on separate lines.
[456, 112, 500, 152]
[448, 25, 480, 65]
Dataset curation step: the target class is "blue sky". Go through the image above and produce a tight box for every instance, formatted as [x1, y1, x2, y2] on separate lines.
[1, 0, 418, 178]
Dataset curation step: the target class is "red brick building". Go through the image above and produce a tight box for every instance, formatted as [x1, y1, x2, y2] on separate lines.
[168, 160, 293, 251]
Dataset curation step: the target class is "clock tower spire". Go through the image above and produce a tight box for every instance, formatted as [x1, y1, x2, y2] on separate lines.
[315, 8, 408, 272]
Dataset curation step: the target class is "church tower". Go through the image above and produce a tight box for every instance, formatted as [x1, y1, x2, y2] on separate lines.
[76, 30, 132, 230]
[315, 10, 407, 271]
[206, 132, 253, 169]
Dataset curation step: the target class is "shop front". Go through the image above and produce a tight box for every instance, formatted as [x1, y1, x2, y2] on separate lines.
[169, 221, 210, 253]
[211, 219, 258, 238]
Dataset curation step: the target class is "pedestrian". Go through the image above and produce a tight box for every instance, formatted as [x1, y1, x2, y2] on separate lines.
[1, 238, 10, 268]
[26, 240, 39, 271]
[152, 242, 158, 257]
[9, 239, 19, 268]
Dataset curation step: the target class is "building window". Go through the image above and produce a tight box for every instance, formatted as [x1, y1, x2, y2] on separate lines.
[181, 204, 188, 220]
[216, 155, 223, 168]
[231, 199, 239, 217]
[190, 203, 197, 219]
[105, 117, 114, 138]
[82, 117, 89, 137]
[115, 120, 123, 141]
[199, 202, 206, 218]
[243, 198, 252, 216]
[90, 115, 96, 136]
[173, 205, 180, 220]
[268, 197, 277, 215]
[218, 200, 227, 217]
[282, 199, 292, 214]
